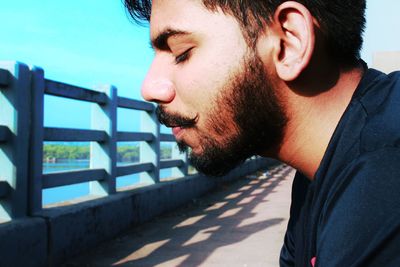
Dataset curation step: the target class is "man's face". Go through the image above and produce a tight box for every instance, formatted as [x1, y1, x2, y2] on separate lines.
[142, 0, 287, 176]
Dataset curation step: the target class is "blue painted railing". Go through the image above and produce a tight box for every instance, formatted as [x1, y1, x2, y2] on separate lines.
[0, 61, 189, 222]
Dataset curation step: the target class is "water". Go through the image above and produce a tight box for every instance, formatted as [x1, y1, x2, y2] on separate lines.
[43, 160, 172, 206]
[43, 160, 90, 173]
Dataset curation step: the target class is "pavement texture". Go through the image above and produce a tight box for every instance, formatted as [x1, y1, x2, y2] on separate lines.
[63, 164, 295, 267]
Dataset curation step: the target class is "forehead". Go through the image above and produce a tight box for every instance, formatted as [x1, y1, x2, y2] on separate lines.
[150, 0, 243, 40]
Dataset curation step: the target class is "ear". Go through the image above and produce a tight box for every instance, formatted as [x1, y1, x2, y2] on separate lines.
[270, 1, 315, 81]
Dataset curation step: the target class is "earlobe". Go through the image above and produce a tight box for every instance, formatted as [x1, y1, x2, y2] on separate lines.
[273, 1, 315, 81]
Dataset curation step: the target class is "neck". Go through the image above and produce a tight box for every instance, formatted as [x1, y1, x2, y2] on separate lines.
[271, 62, 364, 180]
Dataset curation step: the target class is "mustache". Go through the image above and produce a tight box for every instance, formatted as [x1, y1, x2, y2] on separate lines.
[156, 106, 198, 128]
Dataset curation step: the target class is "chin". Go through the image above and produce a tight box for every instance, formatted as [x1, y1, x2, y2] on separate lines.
[190, 146, 204, 156]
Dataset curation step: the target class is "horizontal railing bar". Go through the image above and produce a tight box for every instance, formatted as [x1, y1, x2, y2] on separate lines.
[116, 163, 153, 177]
[160, 134, 176, 142]
[42, 169, 106, 189]
[117, 132, 154, 142]
[160, 159, 184, 169]
[117, 97, 154, 111]
[0, 126, 12, 143]
[45, 79, 108, 104]
[44, 127, 107, 142]
[0, 181, 11, 198]
[0, 69, 9, 87]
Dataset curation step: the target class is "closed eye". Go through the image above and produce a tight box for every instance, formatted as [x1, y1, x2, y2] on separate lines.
[175, 47, 193, 64]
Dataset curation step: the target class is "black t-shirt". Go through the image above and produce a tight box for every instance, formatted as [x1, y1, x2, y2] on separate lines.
[280, 65, 400, 267]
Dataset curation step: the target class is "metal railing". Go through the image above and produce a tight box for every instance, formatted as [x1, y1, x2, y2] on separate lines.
[0, 61, 189, 221]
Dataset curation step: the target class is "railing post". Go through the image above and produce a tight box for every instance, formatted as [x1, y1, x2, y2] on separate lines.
[29, 66, 45, 214]
[140, 107, 160, 184]
[171, 144, 188, 178]
[0, 61, 31, 220]
[90, 85, 117, 195]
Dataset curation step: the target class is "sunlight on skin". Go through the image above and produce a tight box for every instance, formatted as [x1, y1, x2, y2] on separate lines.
[174, 215, 207, 228]
[218, 207, 243, 219]
[183, 226, 221, 246]
[112, 239, 170, 265]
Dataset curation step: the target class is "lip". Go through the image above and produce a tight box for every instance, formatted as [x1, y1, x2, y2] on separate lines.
[172, 126, 184, 139]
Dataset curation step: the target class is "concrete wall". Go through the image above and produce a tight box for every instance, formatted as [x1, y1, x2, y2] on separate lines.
[0, 158, 277, 267]
[0, 218, 47, 267]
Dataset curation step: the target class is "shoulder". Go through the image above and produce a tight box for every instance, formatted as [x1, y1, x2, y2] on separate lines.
[316, 148, 400, 266]
[309, 68, 400, 266]
[327, 148, 400, 215]
[356, 69, 400, 154]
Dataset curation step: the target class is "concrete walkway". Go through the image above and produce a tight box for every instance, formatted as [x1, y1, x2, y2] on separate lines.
[64, 164, 295, 267]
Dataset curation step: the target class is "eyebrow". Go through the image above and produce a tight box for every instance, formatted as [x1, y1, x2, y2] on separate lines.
[150, 29, 191, 51]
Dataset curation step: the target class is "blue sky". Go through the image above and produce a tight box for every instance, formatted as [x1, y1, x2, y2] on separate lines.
[0, 0, 399, 130]
[0, 0, 152, 97]
[0, 0, 153, 130]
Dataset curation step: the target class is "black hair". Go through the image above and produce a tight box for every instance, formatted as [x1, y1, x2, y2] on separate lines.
[124, 0, 366, 65]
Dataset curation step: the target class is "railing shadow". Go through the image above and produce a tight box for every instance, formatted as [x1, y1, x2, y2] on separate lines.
[64, 164, 293, 266]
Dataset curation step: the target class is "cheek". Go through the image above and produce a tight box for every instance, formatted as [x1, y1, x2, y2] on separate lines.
[177, 56, 235, 106]
[175, 69, 221, 112]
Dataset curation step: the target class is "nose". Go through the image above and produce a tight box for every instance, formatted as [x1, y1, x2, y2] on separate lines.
[141, 56, 175, 103]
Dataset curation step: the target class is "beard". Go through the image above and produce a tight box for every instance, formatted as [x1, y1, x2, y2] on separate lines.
[157, 52, 287, 177]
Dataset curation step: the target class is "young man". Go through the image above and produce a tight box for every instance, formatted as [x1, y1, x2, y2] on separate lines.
[124, 0, 400, 266]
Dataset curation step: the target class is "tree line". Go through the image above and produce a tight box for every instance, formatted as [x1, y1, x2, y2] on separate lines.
[43, 144, 172, 162]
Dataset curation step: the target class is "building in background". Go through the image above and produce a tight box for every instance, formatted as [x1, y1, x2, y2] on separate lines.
[372, 51, 400, 73]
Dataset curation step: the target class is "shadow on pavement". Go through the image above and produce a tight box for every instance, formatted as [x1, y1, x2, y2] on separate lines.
[64, 164, 293, 267]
